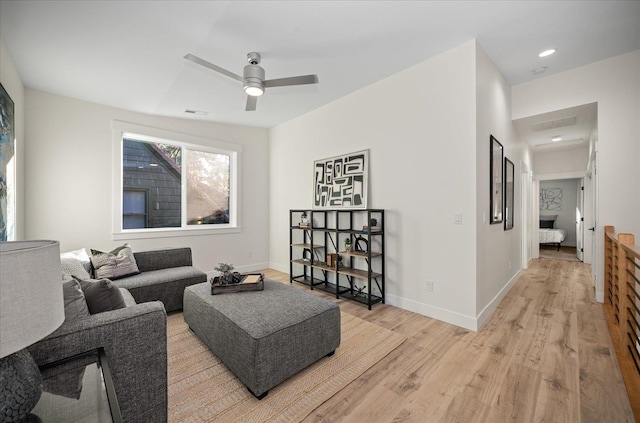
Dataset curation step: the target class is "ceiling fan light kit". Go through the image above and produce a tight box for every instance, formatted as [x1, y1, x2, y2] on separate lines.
[184, 51, 318, 111]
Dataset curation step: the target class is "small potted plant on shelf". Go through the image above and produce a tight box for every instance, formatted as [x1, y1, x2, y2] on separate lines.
[300, 211, 310, 227]
[344, 238, 352, 252]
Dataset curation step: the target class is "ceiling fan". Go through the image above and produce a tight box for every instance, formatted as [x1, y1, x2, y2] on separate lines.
[184, 52, 319, 111]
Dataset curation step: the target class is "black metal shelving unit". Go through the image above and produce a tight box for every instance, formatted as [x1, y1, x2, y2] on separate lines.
[289, 209, 385, 309]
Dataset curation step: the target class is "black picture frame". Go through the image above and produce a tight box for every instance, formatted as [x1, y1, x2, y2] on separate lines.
[504, 157, 514, 230]
[489, 135, 503, 224]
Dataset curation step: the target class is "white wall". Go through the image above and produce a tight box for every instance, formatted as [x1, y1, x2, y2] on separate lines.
[24, 89, 270, 275]
[0, 40, 25, 240]
[534, 146, 589, 175]
[270, 40, 478, 328]
[539, 179, 579, 247]
[475, 43, 526, 327]
[513, 50, 640, 302]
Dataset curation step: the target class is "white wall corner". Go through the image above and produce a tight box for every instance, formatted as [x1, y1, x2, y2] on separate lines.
[476, 269, 521, 330]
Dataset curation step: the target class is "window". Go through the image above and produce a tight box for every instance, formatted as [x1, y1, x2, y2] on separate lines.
[123, 189, 147, 229]
[112, 121, 240, 238]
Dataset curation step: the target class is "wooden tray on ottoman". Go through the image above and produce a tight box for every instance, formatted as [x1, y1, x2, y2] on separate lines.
[211, 273, 264, 295]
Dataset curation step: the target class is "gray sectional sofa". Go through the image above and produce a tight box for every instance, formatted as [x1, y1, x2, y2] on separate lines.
[28, 247, 207, 423]
[115, 247, 208, 312]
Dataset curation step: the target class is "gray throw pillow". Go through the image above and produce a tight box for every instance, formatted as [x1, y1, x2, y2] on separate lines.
[62, 274, 90, 321]
[90, 243, 140, 280]
[75, 277, 127, 314]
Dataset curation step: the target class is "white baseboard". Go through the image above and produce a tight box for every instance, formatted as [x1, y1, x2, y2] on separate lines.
[385, 294, 478, 331]
[268, 263, 520, 332]
[270, 262, 289, 274]
[475, 269, 521, 330]
[596, 290, 604, 303]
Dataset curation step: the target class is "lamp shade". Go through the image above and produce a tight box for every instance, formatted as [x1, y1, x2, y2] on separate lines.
[0, 240, 64, 358]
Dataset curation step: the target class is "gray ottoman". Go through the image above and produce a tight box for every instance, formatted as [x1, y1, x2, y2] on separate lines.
[183, 280, 341, 399]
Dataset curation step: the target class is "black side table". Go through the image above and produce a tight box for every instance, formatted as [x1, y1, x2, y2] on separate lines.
[30, 348, 122, 423]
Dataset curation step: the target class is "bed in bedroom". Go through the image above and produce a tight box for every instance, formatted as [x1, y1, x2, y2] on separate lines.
[539, 228, 568, 251]
[539, 214, 567, 251]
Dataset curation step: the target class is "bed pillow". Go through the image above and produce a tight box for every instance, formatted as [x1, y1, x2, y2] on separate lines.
[90, 243, 139, 280]
[540, 220, 555, 229]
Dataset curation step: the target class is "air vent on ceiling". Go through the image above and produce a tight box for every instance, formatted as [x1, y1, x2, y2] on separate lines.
[531, 116, 577, 132]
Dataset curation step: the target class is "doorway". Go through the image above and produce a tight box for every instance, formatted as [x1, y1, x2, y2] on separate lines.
[538, 178, 583, 262]
[513, 102, 598, 267]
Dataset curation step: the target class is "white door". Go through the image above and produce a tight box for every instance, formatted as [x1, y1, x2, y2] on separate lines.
[591, 145, 599, 289]
[576, 179, 584, 261]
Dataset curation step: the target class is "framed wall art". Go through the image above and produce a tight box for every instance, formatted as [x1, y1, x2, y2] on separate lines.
[489, 135, 503, 224]
[540, 187, 563, 211]
[504, 157, 514, 230]
[313, 149, 368, 209]
[0, 83, 15, 241]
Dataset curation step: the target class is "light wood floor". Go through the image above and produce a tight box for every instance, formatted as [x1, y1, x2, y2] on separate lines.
[261, 257, 635, 422]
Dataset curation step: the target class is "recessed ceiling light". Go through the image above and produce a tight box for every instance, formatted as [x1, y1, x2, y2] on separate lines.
[551, 136, 562, 142]
[538, 49, 556, 58]
[532, 66, 547, 75]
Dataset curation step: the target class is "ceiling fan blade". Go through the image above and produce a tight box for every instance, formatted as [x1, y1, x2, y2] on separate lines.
[245, 95, 257, 111]
[184, 54, 243, 83]
[264, 74, 318, 88]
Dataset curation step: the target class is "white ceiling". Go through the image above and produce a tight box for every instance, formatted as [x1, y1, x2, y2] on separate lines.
[513, 103, 597, 152]
[1, 1, 638, 129]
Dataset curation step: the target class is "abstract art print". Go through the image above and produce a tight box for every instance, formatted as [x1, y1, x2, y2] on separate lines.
[0, 83, 15, 241]
[313, 150, 368, 209]
[540, 187, 563, 211]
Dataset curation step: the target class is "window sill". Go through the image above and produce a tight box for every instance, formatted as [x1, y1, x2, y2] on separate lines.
[112, 226, 241, 240]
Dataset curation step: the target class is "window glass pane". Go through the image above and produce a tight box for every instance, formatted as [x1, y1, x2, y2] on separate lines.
[122, 139, 181, 228]
[123, 215, 146, 229]
[123, 191, 145, 214]
[186, 150, 230, 225]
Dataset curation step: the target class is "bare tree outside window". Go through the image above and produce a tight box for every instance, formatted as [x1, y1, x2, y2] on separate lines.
[186, 150, 230, 225]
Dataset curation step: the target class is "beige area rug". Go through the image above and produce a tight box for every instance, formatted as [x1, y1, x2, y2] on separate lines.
[167, 311, 406, 423]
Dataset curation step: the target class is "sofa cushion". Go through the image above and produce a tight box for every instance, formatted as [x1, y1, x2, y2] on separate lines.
[119, 288, 137, 307]
[75, 277, 127, 314]
[90, 243, 140, 280]
[113, 266, 206, 312]
[62, 275, 90, 321]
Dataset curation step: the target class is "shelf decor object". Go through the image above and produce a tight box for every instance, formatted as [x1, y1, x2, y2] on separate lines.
[313, 150, 369, 209]
[490, 135, 504, 224]
[0, 240, 65, 423]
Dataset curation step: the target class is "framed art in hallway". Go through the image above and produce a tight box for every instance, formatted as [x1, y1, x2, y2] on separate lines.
[504, 157, 514, 230]
[489, 135, 503, 224]
[0, 83, 15, 241]
[313, 149, 368, 209]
